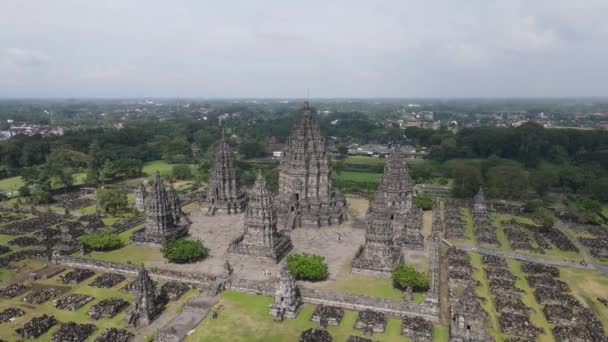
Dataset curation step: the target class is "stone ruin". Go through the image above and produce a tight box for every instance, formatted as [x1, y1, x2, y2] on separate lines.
[90, 272, 126, 288]
[401, 316, 433, 342]
[401, 206, 424, 250]
[16, 315, 57, 339]
[160, 281, 190, 301]
[206, 135, 247, 215]
[127, 266, 163, 326]
[346, 337, 372, 342]
[0, 307, 24, 323]
[89, 298, 129, 320]
[0, 245, 9, 255]
[269, 265, 303, 320]
[131, 172, 189, 247]
[23, 287, 63, 304]
[275, 102, 347, 229]
[354, 310, 387, 335]
[228, 172, 293, 263]
[444, 200, 467, 239]
[300, 328, 333, 342]
[51, 322, 96, 342]
[56, 294, 95, 311]
[95, 328, 134, 342]
[0, 283, 28, 298]
[352, 146, 416, 276]
[311, 305, 344, 326]
[60, 268, 95, 284]
[449, 288, 491, 342]
[134, 182, 146, 212]
[472, 188, 498, 246]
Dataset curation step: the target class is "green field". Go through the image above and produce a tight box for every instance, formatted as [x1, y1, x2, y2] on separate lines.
[186, 291, 446, 342]
[333, 171, 382, 183]
[142, 160, 198, 178]
[343, 156, 386, 165]
[0, 176, 24, 193]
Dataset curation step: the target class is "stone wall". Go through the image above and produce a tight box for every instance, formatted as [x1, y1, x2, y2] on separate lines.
[51, 255, 216, 288]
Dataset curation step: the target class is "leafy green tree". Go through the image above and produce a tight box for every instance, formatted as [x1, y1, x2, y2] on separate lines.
[286, 253, 329, 281]
[451, 164, 482, 198]
[161, 239, 208, 263]
[96, 188, 128, 214]
[239, 140, 266, 159]
[81, 231, 123, 251]
[588, 178, 608, 202]
[414, 193, 433, 210]
[172, 164, 193, 180]
[486, 164, 529, 199]
[530, 163, 559, 196]
[392, 264, 430, 291]
[99, 160, 117, 184]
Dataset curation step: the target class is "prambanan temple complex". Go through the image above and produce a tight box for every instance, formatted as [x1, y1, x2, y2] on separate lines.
[10, 101, 600, 341]
[275, 101, 348, 229]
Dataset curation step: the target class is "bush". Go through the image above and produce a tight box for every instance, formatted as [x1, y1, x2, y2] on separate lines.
[172, 164, 193, 180]
[81, 232, 123, 251]
[414, 193, 433, 210]
[525, 199, 544, 213]
[392, 264, 430, 292]
[286, 253, 329, 281]
[162, 239, 208, 263]
[96, 188, 128, 214]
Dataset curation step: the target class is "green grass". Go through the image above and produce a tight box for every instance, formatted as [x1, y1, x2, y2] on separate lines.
[186, 291, 415, 342]
[559, 267, 608, 332]
[333, 171, 382, 183]
[0, 176, 24, 193]
[332, 274, 404, 301]
[142, 160, 199, 178]
[461, 208, 476, 242]
[343, 156, 386, 165]
[433, 325, 449, 342]
[80, 233, 160, 265]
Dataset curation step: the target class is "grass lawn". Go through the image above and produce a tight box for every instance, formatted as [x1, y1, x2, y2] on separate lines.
[343, 156, 386, 165]
[143, 160, 199, 178]
[81, 227, 161, 265]
[0, 176, 24, 193]
[461, 208, 476, 242]
[333, 171, 382, 183]
[492, 214, 511, 251]
[186, 291, 417, 342]
[560, 267, 608, 331]
[331, 274, 404, 301]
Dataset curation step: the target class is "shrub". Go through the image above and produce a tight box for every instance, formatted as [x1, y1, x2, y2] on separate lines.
[414, 193, 433, 210]
[286, 253, 329, 281]
[161, 239, 208, 263]
[81, 232, 123, 251]
[172, 164, 193, 180]
[392, 264, 430, 292]
[96, 188, 128, 214]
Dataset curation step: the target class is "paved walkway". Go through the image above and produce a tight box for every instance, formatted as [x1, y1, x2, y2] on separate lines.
[153, 294, 219, 342]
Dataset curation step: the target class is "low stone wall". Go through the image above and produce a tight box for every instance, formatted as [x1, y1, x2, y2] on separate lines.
[51, 255, 216, 288]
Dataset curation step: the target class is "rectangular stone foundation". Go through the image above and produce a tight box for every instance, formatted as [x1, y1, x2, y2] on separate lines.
[130, 225, 188, 248]
[227, 234, 293, 263]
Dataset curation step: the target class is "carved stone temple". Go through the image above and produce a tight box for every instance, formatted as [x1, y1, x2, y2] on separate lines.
[269, 265, 303, 320]
[134, 182, 146, 212]
[228, 172, 293, 263]
[206, 136, 247, 215]
[131, 172, 189, 247]
[352, 146, 417, 276]
[449, 288, 491, 341]
[275, 102, 347, 229]
[127, 266, 163, 327]
[473, 187, 487, 214]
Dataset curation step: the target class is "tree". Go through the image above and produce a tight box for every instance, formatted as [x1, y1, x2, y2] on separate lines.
[96, 188, 128, 214]
[414, 193, 433, 210]
[530, 163, 559, 196]
[172, 164, 193, 180]
[451, 163, 482, 198]
[486, 164, 529, 199]
[81, 231, 123, 251]
[239, 140, 266, 159]
[286, 253, 329, 281]
[588, 178, 608, 202]
[161, 239, 208, 263]
[99, 160, 117, 184]
[338, 145, 348, 157]
[392, 264, 430, 291]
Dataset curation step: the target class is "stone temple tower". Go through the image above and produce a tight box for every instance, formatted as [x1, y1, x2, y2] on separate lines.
[275, 102, 347, 229]
[473, 187, 487, 214]
[127, 266, 162, 327]
[206, 136, 247, 215]
[228, 172, 293, 263]
[269, 265, 303, 320]
[352, 146, 414, 276]
[134, 182, 146, 212]
[131, 172, 188, 247]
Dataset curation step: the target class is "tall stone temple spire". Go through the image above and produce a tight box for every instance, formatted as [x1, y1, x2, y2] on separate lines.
[269, 265, 303, 320]
[134, 182, 146, 212]
[206, 134, 247, 215]
[228, 172, 293, 263]
[127, 265, 162, 327]
[352, 146, 418, 276]
[275, 102, 347, 229]
[131, 171, 188, 247]
[473, 187, 487, 214]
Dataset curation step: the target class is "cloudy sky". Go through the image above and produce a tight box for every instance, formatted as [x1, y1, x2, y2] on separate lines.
[1, 1, 607, 98]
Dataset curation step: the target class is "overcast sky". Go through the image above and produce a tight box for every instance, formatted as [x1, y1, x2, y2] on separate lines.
[1, 1, 607, 98]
